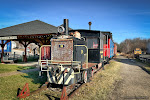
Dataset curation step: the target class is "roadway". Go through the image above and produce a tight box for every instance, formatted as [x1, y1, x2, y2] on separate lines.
[109, 55, 150, 100]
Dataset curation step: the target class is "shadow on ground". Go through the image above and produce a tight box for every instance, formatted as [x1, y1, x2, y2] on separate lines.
[23, 71, 47, 87]
[114, 56, 150, 75]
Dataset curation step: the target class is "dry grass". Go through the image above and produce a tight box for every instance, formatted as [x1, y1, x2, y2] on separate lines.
[120, 53, 134, 58]
[25, 89, 61, 100]
[70, 61, 122, 100]
[125, 54, 134, 58]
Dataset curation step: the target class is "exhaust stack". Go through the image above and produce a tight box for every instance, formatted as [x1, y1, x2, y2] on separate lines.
[63, 19, 69, 35]
[88, 21, 92, 30]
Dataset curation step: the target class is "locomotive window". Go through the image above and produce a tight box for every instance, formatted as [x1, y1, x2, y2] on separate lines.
[103, 36, 107, 44]
[86, 38, 99, 49]
[100, 38, 103, 49]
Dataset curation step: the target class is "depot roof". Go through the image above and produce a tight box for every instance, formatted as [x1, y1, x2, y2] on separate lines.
[0, 20, 58, 37]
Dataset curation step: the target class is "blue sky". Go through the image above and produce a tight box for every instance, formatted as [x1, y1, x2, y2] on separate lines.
[0, 0, 150, 43]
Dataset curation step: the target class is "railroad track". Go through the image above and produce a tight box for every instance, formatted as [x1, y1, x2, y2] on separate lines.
[47, 67, 103, 100]
[17, 64, 104, 100]
[67, 66, 103, 99]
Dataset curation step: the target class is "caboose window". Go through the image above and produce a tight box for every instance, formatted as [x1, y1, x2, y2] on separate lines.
[86, 38, 99, 49]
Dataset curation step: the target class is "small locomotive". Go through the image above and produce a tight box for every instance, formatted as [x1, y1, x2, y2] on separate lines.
[134, 48, 142, 58]
[38, 19, 116, 85]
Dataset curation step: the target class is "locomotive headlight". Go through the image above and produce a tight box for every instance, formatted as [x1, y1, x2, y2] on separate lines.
[59, 44, 65, 48]
[58, 26, 65, 33]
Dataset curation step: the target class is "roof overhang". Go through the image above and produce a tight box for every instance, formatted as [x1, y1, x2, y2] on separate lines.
[0, 36, 17, 40]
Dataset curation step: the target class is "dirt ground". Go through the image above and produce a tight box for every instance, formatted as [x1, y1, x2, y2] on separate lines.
[109, 55, 150, 100]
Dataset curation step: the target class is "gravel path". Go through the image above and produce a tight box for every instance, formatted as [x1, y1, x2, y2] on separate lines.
[109, 56, 150, 100]
[0, 68, 39, 77]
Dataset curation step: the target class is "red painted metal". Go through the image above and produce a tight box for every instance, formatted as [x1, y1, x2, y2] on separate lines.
[103, 44, 108, 57]
[103, 38, 111, 58]
[17, 83, 30, 99]
[41, 46, 51, 60]
[93, 42, 98, 48]
[60, 86, 68, 100]
[108, 38, 110, 58]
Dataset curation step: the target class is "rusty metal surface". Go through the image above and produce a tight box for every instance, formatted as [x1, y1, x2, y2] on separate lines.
[51, 39, 73, 62]
[60, 86, 68, 100]
[17, 83, 30, 99]
[81, 63, 97, 69]
[68, 83, 84, 99]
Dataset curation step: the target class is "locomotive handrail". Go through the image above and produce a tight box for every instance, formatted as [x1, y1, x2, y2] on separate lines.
[40, 60, 81, 75]
[40, 62, 59, 71]
[74, 45, 88, 69]
[39, 59, 82, 71]
[39, 60, 81, 64]
[41, 61, 81, 74]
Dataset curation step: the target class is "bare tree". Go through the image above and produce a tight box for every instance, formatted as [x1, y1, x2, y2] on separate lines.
[118, 38, 149, 54]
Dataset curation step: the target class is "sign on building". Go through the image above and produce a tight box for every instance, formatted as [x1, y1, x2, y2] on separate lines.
[0, 40, 12, 53]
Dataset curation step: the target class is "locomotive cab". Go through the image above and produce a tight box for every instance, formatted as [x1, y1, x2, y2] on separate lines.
[69, 30, 104, 65]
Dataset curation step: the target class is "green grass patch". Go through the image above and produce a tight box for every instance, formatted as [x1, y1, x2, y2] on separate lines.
[0, 64, 35, 74]
[71, 61, 122, 100]
[0, 71, 47, 100]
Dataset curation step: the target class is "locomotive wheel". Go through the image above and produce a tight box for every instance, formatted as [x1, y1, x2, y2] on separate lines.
[83, 71, 87, 83]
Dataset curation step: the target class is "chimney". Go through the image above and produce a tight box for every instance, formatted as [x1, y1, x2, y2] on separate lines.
[63, 19, 69, 35]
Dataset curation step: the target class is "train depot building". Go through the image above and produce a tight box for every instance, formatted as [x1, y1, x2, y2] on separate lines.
[0, 20, 58, 63]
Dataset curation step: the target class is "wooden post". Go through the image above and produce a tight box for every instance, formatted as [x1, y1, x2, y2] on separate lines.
[23, 41, 28, 62]
[1, 40, 4, 63]
[24, 45, 27, 62]
[19, 41, 28, 62]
